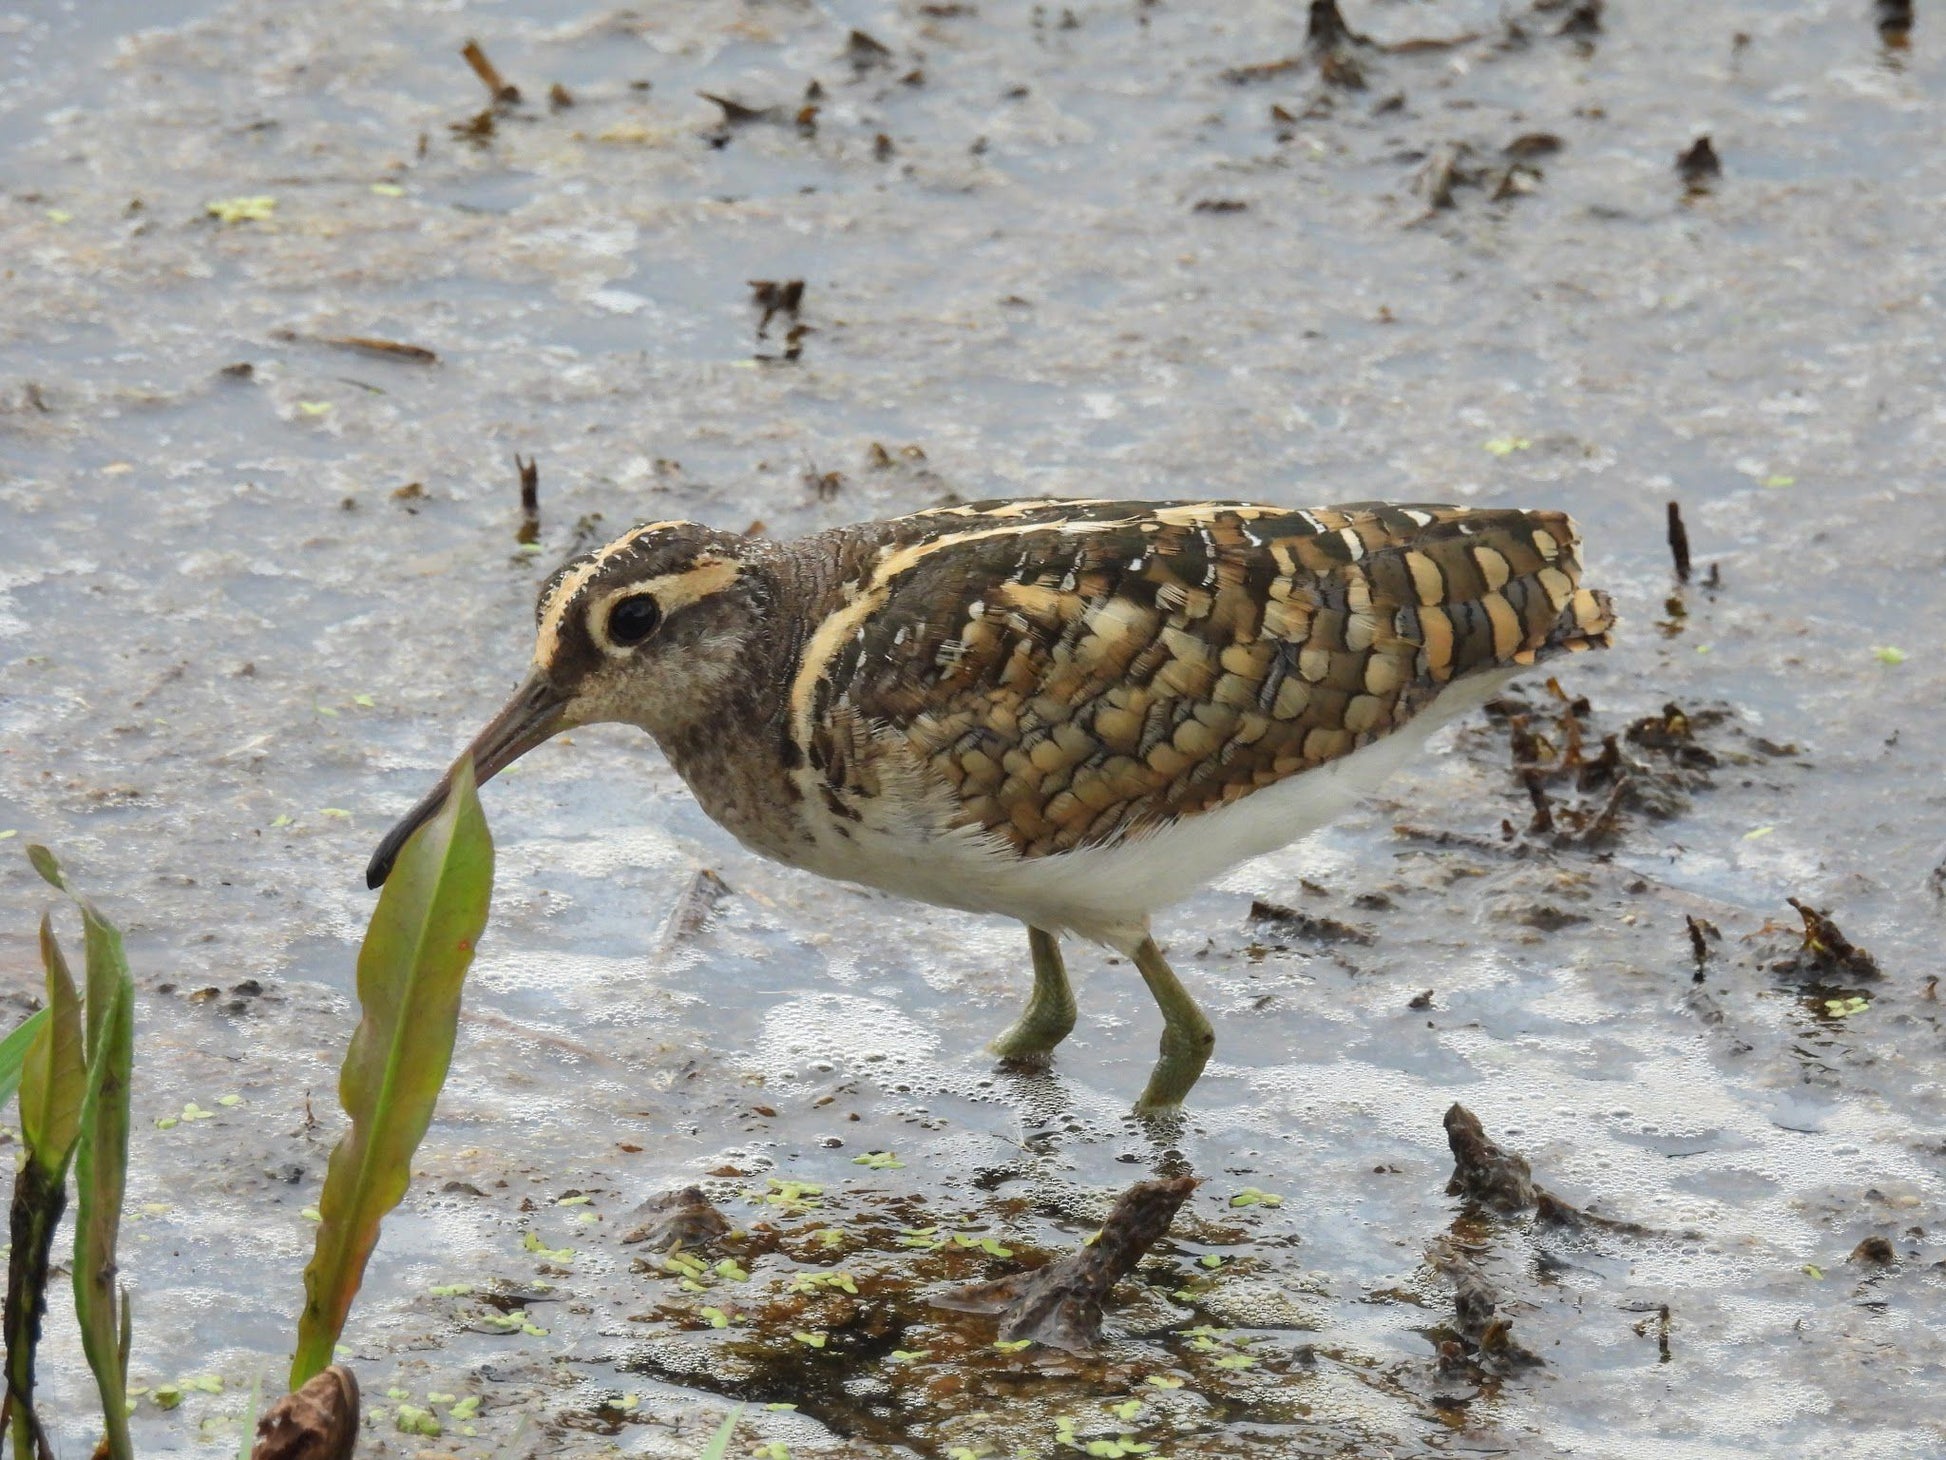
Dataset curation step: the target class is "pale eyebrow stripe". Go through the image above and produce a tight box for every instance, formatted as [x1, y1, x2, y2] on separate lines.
[587, 560, 741, 657]
[532, 520, 691, 666]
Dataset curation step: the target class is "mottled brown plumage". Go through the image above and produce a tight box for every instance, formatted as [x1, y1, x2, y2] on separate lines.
[369, 497, 1614, 1111]
[804, 499, 1607, 858]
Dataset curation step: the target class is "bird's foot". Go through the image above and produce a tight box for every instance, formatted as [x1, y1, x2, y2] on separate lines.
[987, 1005, 1077, 1068]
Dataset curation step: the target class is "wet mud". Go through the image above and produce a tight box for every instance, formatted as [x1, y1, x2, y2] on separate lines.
[3, 0, 1945, 1455]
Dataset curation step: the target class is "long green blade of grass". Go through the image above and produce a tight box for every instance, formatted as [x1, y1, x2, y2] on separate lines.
[73, 966, 136, 1460]
[0, 1008, 49, 1112]
[698, 1407, 744, 1460]
[29, 843, 129, 1064]
[4, 911, 87, 1459]
[27, 844, 140, 1459]
[290, 757, 492, 1387]
[236, 1370, 262, 1460]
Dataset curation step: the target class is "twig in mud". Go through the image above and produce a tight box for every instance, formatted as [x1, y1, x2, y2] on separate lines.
[461, 39, 521, 106]
[1684, 914, 1718, 982]
[515, 455, 540, 546]
[320, 336, 437, 365]
[1577, 773, 1630, 846]
[1666, 501, 1692, 583]
[1306, 0, 1367, 53]
[252, 1364, 359, 1460]
[933, 1176, 1196, 1353]
[1522, 772, 1555, 835]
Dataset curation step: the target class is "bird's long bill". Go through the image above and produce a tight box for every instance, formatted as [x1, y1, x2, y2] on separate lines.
[365, 672, 569, 889]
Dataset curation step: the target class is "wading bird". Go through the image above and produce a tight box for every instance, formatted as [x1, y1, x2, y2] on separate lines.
[370, 499, 1612, 1112]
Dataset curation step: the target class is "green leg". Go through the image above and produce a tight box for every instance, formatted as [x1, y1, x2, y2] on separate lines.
[988, 925, 1078, 1067]
[1130, 936, 1214, 1114]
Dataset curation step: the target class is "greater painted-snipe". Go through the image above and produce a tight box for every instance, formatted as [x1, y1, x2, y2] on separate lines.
[369, 499, 1613, 1111]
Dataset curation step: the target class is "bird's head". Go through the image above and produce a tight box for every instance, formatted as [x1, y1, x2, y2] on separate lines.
[366, 520, 768, 889]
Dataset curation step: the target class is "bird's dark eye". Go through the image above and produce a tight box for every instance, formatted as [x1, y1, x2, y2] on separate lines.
[607, 594, 663, 646]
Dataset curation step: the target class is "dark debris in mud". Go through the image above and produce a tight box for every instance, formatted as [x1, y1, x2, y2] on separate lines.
[1772, 898, 1882, 982]
[1445, 1105, 1661, 1237]
[251, 1364, 359, 1460]
[515, 453, 541, 546]
[1471, 686, 1740, 850]
[1878, 0, 1915, 47]
[1432, 1258, 1543, 1380]
[1677, 134, 1722, 191]
[621, 1185, 731, 1250]
[1444, 1104, 1578, 1226]
[935, 1176, 1197, 1353]
[1246, 899, 1375, 946]
[559, 1172, 1342, 1455]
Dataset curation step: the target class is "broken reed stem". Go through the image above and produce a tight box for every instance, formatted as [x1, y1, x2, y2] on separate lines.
[1685, 914, 1710, 982]
[1666, 501, 1692, 583]
[460, 40, 520, 105]
[515, 455, 540, 545]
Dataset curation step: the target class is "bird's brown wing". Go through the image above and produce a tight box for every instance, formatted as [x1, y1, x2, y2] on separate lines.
[798, 499, 1613, 856]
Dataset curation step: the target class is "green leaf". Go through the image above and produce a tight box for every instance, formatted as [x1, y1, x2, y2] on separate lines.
[699, 1407, 744, 1460]
[290, 757, 493, 1387]
[237, 1372, 263, 1460]
[205, 195, 277, 223]
[74, 952, 136, 1460]
[0, 1008, 49, 1112]
[25, 842, 65, 890]
[22, 912, 86, 1174]
[77, 891, 130, 1063]
[5, 909, 87, 1459]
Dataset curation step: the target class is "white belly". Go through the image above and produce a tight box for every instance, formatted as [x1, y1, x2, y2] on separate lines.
[786, 668, 1519, 949]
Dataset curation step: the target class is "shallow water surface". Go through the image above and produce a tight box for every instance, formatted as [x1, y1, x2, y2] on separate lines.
[2, 0, 1944, 1454]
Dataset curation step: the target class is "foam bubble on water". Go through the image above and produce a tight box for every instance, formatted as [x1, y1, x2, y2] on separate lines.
[504, 823, 690, 882]
[751, 992, 938, 1079]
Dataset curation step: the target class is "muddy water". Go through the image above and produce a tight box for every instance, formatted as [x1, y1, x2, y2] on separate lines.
[2, 0, 1944, 1454]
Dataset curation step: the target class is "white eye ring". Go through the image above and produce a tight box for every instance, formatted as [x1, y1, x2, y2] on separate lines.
[595, 592, 663, 654]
